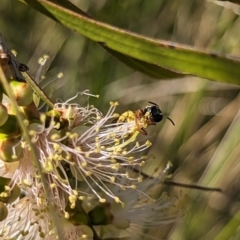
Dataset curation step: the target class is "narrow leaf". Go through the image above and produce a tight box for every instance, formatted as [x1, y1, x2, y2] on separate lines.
[20, 0, 240, 85]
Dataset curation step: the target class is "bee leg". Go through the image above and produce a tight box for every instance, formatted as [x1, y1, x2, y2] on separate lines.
[147, 120, 156, 125]
[140, 128, 147, 135]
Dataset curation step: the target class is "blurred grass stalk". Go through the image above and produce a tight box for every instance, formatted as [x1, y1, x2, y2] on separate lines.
[168, 93, 240, 239]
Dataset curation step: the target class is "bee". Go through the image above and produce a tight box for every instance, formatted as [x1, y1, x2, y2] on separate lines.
[117, 101, 175, 135]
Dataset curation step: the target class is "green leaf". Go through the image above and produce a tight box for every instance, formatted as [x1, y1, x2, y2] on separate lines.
[20, 0, 240, 85]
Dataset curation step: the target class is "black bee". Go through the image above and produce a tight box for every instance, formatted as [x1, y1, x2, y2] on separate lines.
[118, 101, 174, 135]
[143, 101, 175, 126]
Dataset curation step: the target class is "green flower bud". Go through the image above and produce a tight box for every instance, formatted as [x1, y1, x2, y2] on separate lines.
[0, 184, 20, 204]
[0, 134, 22, 162]
[69, 212, 89, 226]
[0, 83, 4, 103]
[0, 201, 8, 222]
[0, 177, 11, 192]
[0, 115, 21, 137]
[0, 103, 8, 126]
[9, 80, 33, 106]
[88, 204, 112, 225]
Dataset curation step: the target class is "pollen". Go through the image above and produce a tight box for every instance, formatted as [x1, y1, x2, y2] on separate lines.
[145, 140, 152, 147]
[64, 212, 70, 219]
[140, 161, 145, 167]
[50, 133, 60, 141]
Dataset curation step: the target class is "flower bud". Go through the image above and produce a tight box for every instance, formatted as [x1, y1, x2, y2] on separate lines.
[0, 184, 20, 204]
[0, 103, 8, 126]
[0, 201, 8, 222]
[0, 115, 21, 137]
[68, 212, 89, 226]
[0, 134, 22, 162]
[9, 80, 33, 106]
[88, 204, 112, 225]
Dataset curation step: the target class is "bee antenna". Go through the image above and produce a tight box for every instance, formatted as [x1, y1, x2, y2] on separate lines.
[166, 116, 175, 126]
[148, 101, 158, 107]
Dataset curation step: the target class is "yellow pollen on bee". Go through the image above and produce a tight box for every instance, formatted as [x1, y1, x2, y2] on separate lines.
[113, 113, 120, 118]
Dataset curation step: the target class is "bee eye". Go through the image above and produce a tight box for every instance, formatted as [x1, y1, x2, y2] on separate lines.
[152, 113, 163, 122]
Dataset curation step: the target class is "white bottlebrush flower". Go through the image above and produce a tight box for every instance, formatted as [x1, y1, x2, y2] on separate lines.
[0, 190, 93, 240]
[22, 99, 150, 205]
[0, 94, 162, 239]
[0, 48, 180, 239]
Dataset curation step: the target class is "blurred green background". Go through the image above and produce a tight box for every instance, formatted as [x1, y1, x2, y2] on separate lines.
[1, 0, 240, 239]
